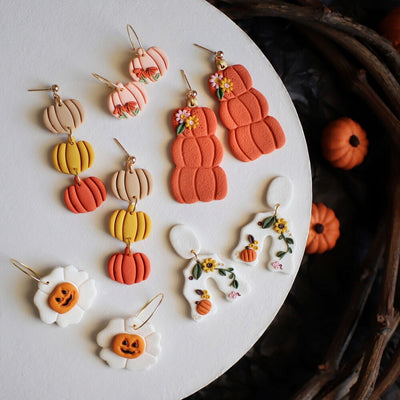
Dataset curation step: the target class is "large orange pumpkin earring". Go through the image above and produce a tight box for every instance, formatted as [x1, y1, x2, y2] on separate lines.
[107, 138, 152, 285]
[10, 259, 97, 327]
[194, 44, 286, 163]
[126, 24, 169, 84]
[170, 70, 228, 204]
[29, 85, 106, 213]
[92, 73, 148, 120]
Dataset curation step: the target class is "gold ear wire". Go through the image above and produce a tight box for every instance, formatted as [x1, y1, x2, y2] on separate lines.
[133, 293, 164, 330]
[114, 138, 136, 173]
[28, 84, 62, 106]
[10, 259, 50, 285]
[127, 24, 143, 52]
[180, 70, 198, 108]
[91, 73, 121, 90]
[193, 44, 227, 70]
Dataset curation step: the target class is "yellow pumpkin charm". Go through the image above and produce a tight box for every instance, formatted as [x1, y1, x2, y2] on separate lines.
[109, 203, 152, 244]
[52, 137, 95, 175]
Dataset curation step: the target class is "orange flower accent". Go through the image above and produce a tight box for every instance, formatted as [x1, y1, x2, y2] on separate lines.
[133, 67, 159, 79]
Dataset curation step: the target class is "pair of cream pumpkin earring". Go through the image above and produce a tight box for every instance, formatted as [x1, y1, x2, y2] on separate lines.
[93, 25, 169, 119]
[10, 259, 163, 371]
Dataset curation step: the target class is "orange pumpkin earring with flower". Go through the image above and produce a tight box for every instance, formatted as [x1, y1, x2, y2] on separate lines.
[126, 25, 169, 84]
[29, 85, 106, 213]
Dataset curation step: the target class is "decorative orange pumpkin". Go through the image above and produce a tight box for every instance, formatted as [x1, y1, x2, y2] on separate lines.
[240, 248, 257, 262]
[111, 168, 153, 201]
[196, 299, 212, 315]
[48, 282, 79, 314]
[380, 7, 400, 52]
[321, 117, 369, 170]
[170, 106, 227, 203]
[43, 98, 85, 134]
[108, 247, 151, 284]
[64, 176, 107, 213]
[306, 203, 340, 254]
[208, 64, 286, 162]
[112, 333, 145, 359]
[129, 47, 169, 83]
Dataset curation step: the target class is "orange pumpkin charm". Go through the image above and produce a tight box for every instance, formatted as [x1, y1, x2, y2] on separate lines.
[171, 105, 227, 203]
[208, 62, 286, 162]
[240, 248, 257, 263]
[64, 176, 107, 213]
[321, 117, 369, 170]
[380, 7, 400, 52]
[196, 299, 212, 315]
[112, 333, 146, 359]
[108, 247, 151, 285]
[48, 282, 79, 314]
[306, 203, 340, 254]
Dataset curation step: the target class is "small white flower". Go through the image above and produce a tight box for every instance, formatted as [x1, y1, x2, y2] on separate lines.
[175, 109, 190, 123]
[209, 72, 223, 88]
[33, 265, 96, 328]
[97, 317, 161, 370]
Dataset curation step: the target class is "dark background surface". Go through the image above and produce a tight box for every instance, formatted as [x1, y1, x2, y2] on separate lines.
[186, 1, 400, 399]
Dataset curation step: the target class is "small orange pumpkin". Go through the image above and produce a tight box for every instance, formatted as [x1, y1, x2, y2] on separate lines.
[321, 117, 369, 170]
[112, 333, 145, 359]
[48, 282, 79, 314]
[240, 248, 257, 262]
[380, 7, 400, 52]
[196, 299, 212, 315]
[306, 203, 340, 254]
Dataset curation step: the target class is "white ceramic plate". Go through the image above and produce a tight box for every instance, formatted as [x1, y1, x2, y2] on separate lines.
[0, 0, 311, 398]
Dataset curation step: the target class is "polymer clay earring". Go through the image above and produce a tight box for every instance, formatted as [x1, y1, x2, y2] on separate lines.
[92, 73, 147, 119]
[169, 225, 248, 322]
[194, 44, 286, 162]
[126, 24, 169, 84]
[170, 70, 227, 203]
[10, 259, 96, 327]
[107, 139, 152, 285]
[97, 293, 163, 370]
[232, 176, 295, 274]
[29, 85, 106, 213]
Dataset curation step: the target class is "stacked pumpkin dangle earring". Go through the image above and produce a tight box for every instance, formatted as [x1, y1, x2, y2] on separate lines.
[194, 44, 286, 162]
[29, 85, 106, 213]
[170, 70, 227, 203]
[107, 138, 153, 285]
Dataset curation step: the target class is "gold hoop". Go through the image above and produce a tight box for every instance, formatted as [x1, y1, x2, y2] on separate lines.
[91, 73, 120, 90]
[126, 24, 143, 52]
[10, 259, 49, 285]
[133, 293, 164, 330]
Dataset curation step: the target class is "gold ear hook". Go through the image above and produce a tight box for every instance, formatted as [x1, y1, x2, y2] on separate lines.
[180, 70, 198, 108]
[190, 250, 201, 263]
[10, 259, 50, 285]
[274, 203, 280, 217]
[193, 43, 227, 70]
[114, 138, 136, 172]
[126, 24, 143, 52]
[133, 293, 164, 330]
[28, 84, 62, 106]
[92, 73, 121, 90]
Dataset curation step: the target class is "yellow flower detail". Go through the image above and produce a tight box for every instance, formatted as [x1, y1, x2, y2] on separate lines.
[201, 290, 211, 299]
[274, 218, 288, 234]
[220, 77, 233, 93]
[185, 115, 199, 130]
[202, 258, 217, 273]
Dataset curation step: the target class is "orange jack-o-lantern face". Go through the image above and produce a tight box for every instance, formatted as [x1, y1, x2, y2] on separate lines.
[112, 333, 146, 359]
[48, 282, 79, 314]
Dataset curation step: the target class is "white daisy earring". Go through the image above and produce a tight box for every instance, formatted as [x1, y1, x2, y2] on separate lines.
[10, 259, 97, 328]
[97, 293, 163, 370]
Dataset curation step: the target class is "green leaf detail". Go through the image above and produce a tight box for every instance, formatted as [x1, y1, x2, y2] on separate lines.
[193, 262, 202, 280]
[216, 87, 224, 100]
[286, 237, 294, 245]
[262, 216, 275, 229]
[218, 269, 226, 276]
[122, 111, 129, 119]
[279, 234, 284, 240]
[288, 247, 293, 254]
[133, 108, 140, 116]
[153, 73, 160, 80]
[276, 251, 286, 259]
[229, 273, 234, 279]
[232, 280, 239, 289]
[176, 123, 186, 135]
[227, 268, 234, 272]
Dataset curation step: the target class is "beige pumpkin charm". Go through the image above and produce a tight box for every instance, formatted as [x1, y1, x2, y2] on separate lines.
[111, 168, 153, 201]
[43, 98, 85, 134]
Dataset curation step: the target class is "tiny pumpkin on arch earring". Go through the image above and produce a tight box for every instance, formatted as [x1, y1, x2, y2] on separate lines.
[28, 85, 107, 213]
[126, 24, 169, 84]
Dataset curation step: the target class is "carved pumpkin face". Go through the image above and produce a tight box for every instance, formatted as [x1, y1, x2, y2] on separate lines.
[48, 282, 79, 314]
[112, 333, 145, 359]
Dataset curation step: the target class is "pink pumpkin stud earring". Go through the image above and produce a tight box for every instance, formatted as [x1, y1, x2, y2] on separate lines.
[126, 24, 169, 84]
[92, 73, 148, 119]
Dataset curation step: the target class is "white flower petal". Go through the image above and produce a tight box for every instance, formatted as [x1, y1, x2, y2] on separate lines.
[100, 348, 127, 369]
[56, 304, 84, 327]
[33, 290, 58, 324]
[125, 317, 155, 337]
[97, 318, 125, 348]
[64, 265, 89, 287]
[38, 267, 65, 294]
[125, 352, 156, 371]
[76, 278, 96, 310]
[145, 332, 161, 357]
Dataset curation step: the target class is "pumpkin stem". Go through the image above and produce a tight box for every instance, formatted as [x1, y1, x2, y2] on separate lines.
[349, 135, 360, 147]
[315, 223, 325, 234]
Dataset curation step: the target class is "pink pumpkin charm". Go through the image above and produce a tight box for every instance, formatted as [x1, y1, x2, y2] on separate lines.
[64, 176, 107, 213]
[129, 47, 169, 84]
[107, 81, 148, 119]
